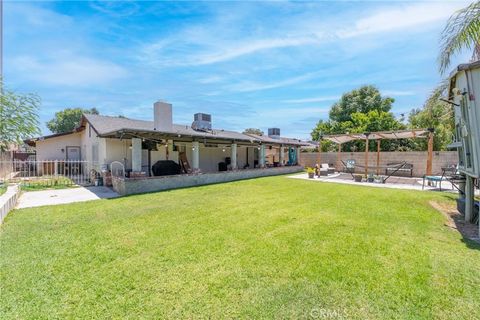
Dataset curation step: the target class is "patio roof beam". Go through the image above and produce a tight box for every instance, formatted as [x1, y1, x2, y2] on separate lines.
[106, 130, 266, 147]
[321, 129, 430, 144]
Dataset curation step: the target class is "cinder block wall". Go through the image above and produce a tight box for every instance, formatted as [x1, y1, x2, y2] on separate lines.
[113, 166, 304, 195]
[299, 151, 458, 177]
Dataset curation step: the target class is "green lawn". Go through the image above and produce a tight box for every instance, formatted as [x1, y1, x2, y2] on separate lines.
[1, 176, 479, 319]
[20, 176, 78, 191]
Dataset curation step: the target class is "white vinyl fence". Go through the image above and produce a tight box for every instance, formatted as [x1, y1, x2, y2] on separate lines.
[0, 160, 99, 188]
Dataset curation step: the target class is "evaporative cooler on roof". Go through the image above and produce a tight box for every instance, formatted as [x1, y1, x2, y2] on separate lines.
[268, 128, 280, 138]
[192, 113, 212, 131]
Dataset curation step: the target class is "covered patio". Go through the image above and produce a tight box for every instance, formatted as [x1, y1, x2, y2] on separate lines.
[99, 128, 306, 195]
[100, 128, 305, 177]
[316, 128, 434, 177]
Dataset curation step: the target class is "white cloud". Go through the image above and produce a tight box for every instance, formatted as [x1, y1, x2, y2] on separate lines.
[338, 2, 465, 38]
[141, 35, 322, 67]
[282, 96, 340, 103]
[11, 55, 127, 87]
[382, 90, 416, 97]
[226, 71, 323, 92]
[6, 2, 73, 30]
[89, 1, 140, 17]
[187, 37, 320, 66]
[257, 107, 329, 117]
[197, 75, 224, 84]
[140, 2, 464, 67]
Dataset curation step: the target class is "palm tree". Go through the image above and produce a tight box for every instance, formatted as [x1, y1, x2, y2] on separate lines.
[439, 1, 480, 74]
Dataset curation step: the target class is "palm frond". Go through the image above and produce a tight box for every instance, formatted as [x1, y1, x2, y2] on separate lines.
[439, 1, 480, 74]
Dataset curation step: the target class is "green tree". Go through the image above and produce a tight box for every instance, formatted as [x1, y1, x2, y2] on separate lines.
[0, 83, 41, 151]
[329, 85, 394, 123]
[408, 86, 454, 151]
[311, 86, 404, 151]
[46, 107, 99, 134]
[439, 1, 480, 74]
[243, 128, 264, 136]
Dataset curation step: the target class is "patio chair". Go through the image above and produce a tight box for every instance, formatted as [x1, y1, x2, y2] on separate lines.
[423, 164, 465, 193]
[321, 163, 335, 175]
[341, 159, 356, 177]
[315, 164, 328, 176]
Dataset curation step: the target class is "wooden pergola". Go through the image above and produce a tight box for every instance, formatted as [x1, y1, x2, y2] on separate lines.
[316, 129, 434, 176]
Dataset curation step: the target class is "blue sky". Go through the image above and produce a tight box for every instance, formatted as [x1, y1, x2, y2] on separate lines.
[4, 0, 471, 139]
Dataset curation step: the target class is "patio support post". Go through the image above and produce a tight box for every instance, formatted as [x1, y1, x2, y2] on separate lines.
[231, 143, 237, 169]
[426, 129, 434, 175]
[376, 140, 381, 175]
[296, 147, 300, 165]
[131, 138, 142, 172]
[192, 141, 200, 171]
[317, 140, 322, 166]
[259, 145, 266, 168]
[465, 176, 474, 222]
[364, 135, 369, 176]
[166, 139, 174, 161]
[337, 144, 341, 172]
[279, 145, 285, 166]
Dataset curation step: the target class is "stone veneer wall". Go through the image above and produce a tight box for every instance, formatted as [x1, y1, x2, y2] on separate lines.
[112, 166, 304, 196]
[299, 151, 459, 177]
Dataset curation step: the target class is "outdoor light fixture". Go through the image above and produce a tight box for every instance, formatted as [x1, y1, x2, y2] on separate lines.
[222, 148, 225, 152]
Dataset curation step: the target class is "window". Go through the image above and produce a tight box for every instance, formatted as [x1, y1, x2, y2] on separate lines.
[92, 144, 99, 163]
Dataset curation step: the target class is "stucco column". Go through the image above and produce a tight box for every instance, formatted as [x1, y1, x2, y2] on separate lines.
[131, 138, 142, 172]
[192, 141, 200, 171]
[231, 143, 237, 169]
[279, 146, 285, 166]
[465, 175, 474, 222]
[259, 145, 266, 168]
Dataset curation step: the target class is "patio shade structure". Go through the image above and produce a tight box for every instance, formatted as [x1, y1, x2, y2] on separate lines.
[317, 129, 433, 176]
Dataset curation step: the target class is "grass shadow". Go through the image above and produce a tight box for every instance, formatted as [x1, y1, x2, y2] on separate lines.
[430, 200, 480, 251]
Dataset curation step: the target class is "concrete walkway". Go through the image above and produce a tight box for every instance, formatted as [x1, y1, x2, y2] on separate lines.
[17, 186, 119, 209]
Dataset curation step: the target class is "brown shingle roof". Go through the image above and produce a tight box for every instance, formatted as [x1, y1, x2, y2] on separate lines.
[84, 114, 310, 145]
[28, 114, 309, 146]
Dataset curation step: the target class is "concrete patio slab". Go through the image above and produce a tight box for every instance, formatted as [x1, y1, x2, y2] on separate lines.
[16, 186, 119, 209]
[288, 172, 461, 192]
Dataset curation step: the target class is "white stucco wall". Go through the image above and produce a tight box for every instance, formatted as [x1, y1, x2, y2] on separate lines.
[80, 123, 107, 170]
[105, 138, 131, 169]
[104, 139, 179, 172]
[36, 132, 82, 161]
[196, 145, 256, 172]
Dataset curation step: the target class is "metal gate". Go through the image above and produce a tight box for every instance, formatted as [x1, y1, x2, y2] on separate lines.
[0, 160, 98, 188]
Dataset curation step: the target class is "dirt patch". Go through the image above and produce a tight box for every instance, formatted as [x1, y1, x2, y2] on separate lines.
[430, 200, 480, 243]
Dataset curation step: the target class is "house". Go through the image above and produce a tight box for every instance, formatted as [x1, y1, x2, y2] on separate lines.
[26, 101, 306, 194]
[448, 61, 480, 233]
